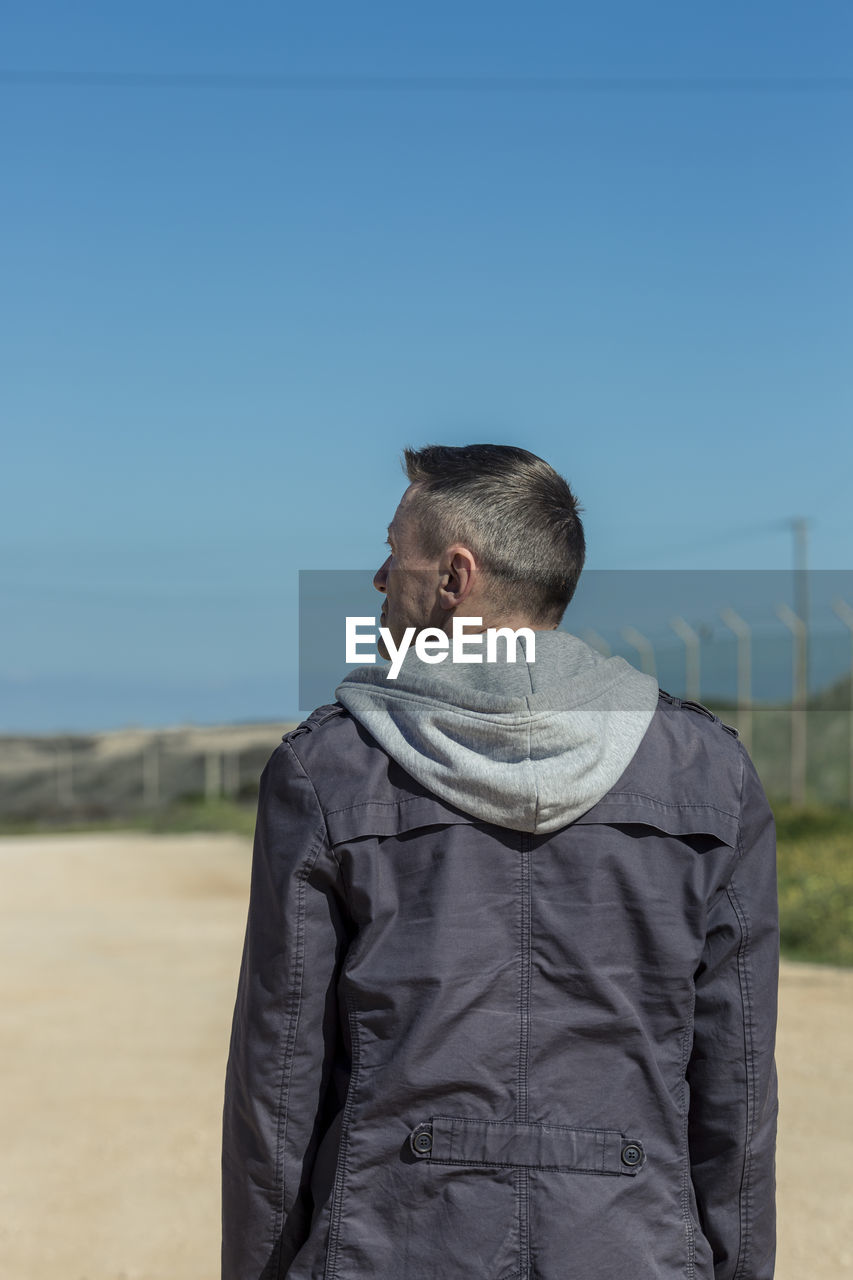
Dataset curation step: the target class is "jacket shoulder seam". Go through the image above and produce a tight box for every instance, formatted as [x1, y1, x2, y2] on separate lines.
[725, 751, 757, 1280]
[324, 793, 466, 818]
[604, 790, 739, 821]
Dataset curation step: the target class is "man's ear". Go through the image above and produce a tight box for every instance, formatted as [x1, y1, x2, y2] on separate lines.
[438, 546, 477, 609]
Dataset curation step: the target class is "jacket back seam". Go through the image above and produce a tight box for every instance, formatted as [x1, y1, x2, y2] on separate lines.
[725, 875, 754, 1280]
[270, 742, 329, 1279]
[269, 848, 327, 1279]
[517, 828, 532, 1277]
[323, 992, 362, 1280]
[679, 1017, 696, 1279]
[729, 738, 755, 1280]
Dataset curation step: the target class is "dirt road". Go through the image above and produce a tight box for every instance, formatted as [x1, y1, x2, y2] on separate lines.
[0, 831, 849, 1279]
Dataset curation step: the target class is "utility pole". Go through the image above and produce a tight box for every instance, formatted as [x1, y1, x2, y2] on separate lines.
[832, 598, 853, 809]
[776, 602, 807, 807]
[791, 517, 810, 697]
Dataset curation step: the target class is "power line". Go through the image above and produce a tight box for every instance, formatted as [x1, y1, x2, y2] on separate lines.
[616, 518, 793, 566]
[1, 69, 853, 93]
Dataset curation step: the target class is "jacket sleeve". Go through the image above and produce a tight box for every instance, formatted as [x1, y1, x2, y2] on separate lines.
[687, 739, 779, 1280]
[222, 739, 352, 1280]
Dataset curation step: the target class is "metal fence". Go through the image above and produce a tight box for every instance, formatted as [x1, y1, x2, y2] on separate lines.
[582, 595, 853, 808]
[0, 724, 297, 824]
[2, 593, 853, 820]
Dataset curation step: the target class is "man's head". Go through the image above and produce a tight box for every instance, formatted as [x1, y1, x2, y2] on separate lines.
[373, 443, 585, 654]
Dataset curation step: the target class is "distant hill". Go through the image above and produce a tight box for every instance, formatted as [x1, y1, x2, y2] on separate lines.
[0, 720, 298, 826]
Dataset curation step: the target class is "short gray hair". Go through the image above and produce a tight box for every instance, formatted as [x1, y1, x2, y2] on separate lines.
[402, 443, 586, 625]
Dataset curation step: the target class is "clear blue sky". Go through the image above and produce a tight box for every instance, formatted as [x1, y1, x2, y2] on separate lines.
[2, 2, 851, 730]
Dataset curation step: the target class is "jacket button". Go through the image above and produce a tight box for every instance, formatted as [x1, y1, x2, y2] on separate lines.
[621, 1142, 643, 1167]
[411, 1130, 432, 1155]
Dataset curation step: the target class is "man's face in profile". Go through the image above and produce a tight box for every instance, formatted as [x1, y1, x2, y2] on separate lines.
[373, 487, 444, 660]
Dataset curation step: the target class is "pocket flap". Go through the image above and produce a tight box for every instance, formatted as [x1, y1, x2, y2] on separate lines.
[407, 1115, 645, 1176]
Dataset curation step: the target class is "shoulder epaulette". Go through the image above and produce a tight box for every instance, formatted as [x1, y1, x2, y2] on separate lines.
[657, 689, 739, 738]
[282, 702, 348, 741]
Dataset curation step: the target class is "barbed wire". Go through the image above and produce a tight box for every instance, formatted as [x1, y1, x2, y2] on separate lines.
[1, 69, 852, 93]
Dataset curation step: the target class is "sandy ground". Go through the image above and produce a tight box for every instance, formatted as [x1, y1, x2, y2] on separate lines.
[0, 832, 850, 1280]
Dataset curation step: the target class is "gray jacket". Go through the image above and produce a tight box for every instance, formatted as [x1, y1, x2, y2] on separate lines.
[222, 631, 779, 1279]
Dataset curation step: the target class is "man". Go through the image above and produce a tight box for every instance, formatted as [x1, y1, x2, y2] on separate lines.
[222, 443, 779, 1280]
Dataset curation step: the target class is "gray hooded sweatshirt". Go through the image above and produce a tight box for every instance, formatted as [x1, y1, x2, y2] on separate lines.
[334, 628, 660, 834]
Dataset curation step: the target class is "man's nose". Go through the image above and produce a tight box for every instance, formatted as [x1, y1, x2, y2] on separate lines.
[373, 557, 390, 593]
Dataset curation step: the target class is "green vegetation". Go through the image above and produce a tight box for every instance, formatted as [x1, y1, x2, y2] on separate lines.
[773, 803, 853, 967]
[706, 703, 853, 809]
[0, 793, 259, 840]
[703, 694, 853, 966]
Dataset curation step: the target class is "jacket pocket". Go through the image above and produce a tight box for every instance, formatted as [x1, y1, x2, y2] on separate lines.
[407, 1115, 646, 1176]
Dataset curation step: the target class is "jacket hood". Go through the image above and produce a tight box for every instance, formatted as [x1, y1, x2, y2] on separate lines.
[334, 629, 660, 834]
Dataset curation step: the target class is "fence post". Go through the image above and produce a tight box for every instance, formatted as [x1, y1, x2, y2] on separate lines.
[143, 741, 160, 807]
[719, 607, 753, 753]
[776, 602, 807, 807]
[581, 629, 611, 656]
[621, 626, 657, 679]
[224, 751, 240, 799]
[55, 742, 74, 807]
[832, 597, 853, 809]
[205, 751, 222, 801]
[670, 616, 701, 702]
